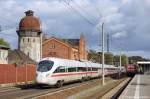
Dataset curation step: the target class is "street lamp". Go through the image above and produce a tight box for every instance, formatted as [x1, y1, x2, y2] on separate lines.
[119, 48, 122, 78]
[102, 23, 105, 85]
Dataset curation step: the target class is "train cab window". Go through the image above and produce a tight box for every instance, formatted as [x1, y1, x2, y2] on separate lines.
[54, 66, 65, 73]
[68, 67, 76, 72]
[37, 60, 54, 72]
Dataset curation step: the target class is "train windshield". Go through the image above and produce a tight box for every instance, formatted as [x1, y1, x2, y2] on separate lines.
[37, 60, 54, 72]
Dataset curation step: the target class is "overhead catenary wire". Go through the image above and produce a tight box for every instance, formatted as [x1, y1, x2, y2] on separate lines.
[70, 0, 99, 24]
[61, 0, 96, 26]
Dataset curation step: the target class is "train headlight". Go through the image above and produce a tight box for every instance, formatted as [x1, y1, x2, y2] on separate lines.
[46, 74, 49, 77]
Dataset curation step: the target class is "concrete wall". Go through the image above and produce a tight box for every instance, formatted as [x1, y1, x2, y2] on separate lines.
[0, 49, 8, 64]
[19, 36, 41, 62]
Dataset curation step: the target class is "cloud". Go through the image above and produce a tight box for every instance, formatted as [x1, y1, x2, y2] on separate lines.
[112, 31, 127, 38]
[0, 0, 150, 58]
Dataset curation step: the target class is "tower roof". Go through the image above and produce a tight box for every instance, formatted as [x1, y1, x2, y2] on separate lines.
[19, 10, 40, 32]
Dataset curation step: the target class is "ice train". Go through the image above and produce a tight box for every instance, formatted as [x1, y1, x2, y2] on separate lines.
[36, 57, 124, 87]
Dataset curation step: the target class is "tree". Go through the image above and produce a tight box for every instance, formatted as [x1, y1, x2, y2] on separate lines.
[128, 56, 149, 64]
[105, 52, 114, 65]
[87, 50, 100, 63]
[0, 38, 10, 48]
[113, 54, 128, 66]
[87, 50, 114, 65]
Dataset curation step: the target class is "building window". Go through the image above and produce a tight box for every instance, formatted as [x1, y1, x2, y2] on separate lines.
[23, 38, 24, 42]
[28, 38, 30, 42]
[49, 44, 57, 49]
[0, 51, 1, 59]
[28, 52, 30, 57]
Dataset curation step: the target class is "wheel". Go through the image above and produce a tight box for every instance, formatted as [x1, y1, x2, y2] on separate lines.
[87, 76, 91, 80]
[38, 84, 44, 88]
[80, 77, 85, 83]
[55, 81, 63, 88]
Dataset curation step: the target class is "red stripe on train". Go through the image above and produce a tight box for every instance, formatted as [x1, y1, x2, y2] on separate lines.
[51, 72, 98, 77]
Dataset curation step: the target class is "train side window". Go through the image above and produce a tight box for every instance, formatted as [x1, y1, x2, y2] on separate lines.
[92, 68, 98, 71]
[77, 67, 86, 72]
[54, 66, 65, 73]
[68, 67, 76, 72]
[88, 67, 92, 71]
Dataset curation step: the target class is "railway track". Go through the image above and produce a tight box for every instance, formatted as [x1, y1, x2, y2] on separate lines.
[0, 78, 105, 99]
[99, 76, 133, 99]
[0, 74, 128, 99]
[111, 78, 133, 99]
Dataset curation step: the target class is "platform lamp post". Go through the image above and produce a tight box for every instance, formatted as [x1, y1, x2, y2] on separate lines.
[102, 22, 105, 85]
[119, 48, 122, 79]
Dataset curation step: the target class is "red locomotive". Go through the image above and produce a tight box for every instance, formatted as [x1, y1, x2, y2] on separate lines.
[126, 64, 137, 76]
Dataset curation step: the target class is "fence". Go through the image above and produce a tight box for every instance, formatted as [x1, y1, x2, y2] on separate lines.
[0, 64, 36, 84]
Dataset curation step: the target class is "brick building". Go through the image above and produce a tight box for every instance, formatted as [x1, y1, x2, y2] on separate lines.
[42, 34, 87, 60]
[12, 10, 87, 64]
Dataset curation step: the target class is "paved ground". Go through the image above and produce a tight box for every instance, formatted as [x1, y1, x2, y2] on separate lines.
[119, 74, 150, 99]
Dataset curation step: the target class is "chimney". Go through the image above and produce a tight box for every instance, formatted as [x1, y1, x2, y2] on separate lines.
[25, 10, 34, 16]
[79, 33, 85, 60]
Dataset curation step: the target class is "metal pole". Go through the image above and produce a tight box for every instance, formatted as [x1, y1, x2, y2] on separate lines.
[107, 33, 109, 53]
[119, 48, 121, 78]
[40, 33, 42, 60]
[102, 23, 105, 85]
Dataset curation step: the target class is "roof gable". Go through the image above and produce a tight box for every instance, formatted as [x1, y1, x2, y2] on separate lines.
[43, 37, 71, 48]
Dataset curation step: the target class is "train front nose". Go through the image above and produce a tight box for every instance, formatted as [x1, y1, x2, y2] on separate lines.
[36, 72, 48, 84]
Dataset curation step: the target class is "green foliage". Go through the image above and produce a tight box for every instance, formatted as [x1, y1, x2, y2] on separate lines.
[105, 52, 114, 65]
[88, 50, 149, 66]
[88, 50, 100, 63]
[88, 50, 128, 66]
[128, 56, 150, 64]
[87, 50, 114, 65]
[113, 54, 128, 66]
[0, 38, 10, 48]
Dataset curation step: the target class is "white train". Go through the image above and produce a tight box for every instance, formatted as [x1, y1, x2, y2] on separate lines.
[36, 57, 123, 87]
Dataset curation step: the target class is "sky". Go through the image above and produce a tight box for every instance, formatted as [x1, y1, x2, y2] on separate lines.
[0, 0, 150, 58]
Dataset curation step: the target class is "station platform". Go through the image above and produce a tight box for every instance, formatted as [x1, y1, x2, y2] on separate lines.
[119, 74, 150, 99]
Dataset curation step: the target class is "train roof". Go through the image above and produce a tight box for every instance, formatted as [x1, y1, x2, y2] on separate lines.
[40, 57, 117, 68]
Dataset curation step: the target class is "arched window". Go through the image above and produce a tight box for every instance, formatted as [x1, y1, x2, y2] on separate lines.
[23, 38, 24, 42]
[28, 38, 30, 42]
[28, 52, 30, 57]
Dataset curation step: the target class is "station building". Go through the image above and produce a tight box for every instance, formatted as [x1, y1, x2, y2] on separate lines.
[137, 61, 150, 74]
[42, 34, 87, 60]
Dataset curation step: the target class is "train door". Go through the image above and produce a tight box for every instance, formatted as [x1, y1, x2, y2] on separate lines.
[84, 62, 88, 78]
[83, 62, 91, 79]
[87, 62, 92, 78]
[98, 65, 102, 77]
